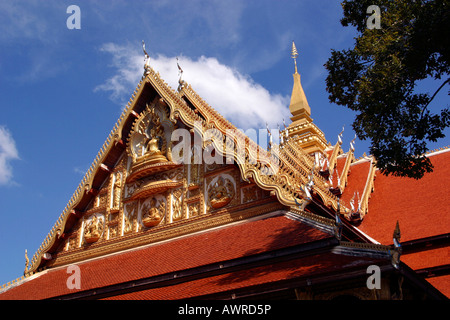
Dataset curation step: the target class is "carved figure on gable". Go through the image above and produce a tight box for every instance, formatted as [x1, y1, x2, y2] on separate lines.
[84, 215, 104, 243]
[142, 198, 163, 227]
[112, 172, 122, 209]
[189, 203, 199, 217]
[127, 100, 176, 170]
[123, 215, 133, 234]
[208, 176, 235, 209]
[172, 189, 184, 221]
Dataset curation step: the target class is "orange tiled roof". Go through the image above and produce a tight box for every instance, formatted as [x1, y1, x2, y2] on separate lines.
[340, 159, 371, 208]
[103, 252, 383, 300]
[358, 149, 450, 244]
[427, 275, 450, 298]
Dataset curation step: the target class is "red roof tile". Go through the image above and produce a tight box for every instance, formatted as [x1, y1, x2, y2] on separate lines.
[328, 156, 347, 188]
[426, 275, 450, 298]
[340, 159, 371, 206]
[402, 247, 449, 270]
[103, 252, 381, 300]
[358, 150, 450, 245]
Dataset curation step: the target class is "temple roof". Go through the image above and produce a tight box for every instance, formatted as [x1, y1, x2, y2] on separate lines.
[0, 46, 448, 299]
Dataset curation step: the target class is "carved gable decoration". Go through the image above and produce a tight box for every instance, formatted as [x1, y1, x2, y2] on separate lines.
[83, 213, 105, 244]
[126, 98, 179, 182]
[207, 174, 236, 209]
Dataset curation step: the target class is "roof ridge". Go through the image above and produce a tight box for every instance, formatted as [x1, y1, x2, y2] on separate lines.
[424, 145, 450, 157]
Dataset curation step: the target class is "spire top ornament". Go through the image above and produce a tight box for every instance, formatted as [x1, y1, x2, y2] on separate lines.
[291, 41, 299, 73]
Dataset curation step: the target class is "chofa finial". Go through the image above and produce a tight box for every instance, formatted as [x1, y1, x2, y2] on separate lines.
[142, 40, 150, 75]
[24, 249, 29, 275]
[176, 57, 186, 92]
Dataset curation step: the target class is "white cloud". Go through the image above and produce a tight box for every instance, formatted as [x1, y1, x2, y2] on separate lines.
[95, 43, 291, 130]
[0, 126, 20, 185]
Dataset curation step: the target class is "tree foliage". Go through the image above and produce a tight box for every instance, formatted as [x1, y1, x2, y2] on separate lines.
[325, 0, 449, 179]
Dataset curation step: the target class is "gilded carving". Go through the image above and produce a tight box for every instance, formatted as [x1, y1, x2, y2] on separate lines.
[83, 214, 105, 244]
[207, 175, 235, 209]
[188, 202, 200, 218]
[112, 172, 123, 209]
[123, 201, 138, 234]
[141, 197, 165, 228]
[123, 215, 133, 234]
[241, 185, 258, 203]
[108, 224, 119, 239]
[66, 236, 77, 251]
[172, 188, 184, 221]
[25, 64, 358, 278]
[127, 99, 174, 165]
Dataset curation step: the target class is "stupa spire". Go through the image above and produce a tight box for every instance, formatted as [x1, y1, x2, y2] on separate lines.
[287, 41, 327, 155]
[289, 41, 311, 121]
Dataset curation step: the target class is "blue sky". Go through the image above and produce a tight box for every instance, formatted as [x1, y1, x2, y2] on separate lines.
[0, 0, 448, 287]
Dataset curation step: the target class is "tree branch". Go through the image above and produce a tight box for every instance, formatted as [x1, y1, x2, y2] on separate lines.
[421, 77, 450, 116]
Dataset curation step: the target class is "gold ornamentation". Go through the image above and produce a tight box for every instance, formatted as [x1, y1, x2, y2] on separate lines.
[44, 201, 283, 269]
[127, 100, 170, 164]
[112, 172, 122, 209]
[188, 202, 200, 217]
[123, 215, 133, 234]
[242, 185, 258, 203]
[108, 224, 119, 239]
[66, 236, 77, 251]
[124, 202, 138, 234]
[208, 176, 235, 209]
[172, 188, 184, 221]
[84, 215, 104, 244]
[142, 198, 165, 227]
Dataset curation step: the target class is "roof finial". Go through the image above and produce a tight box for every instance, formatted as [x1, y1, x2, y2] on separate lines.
[338, 125, 345, 145]
[176, 57, 186, 92]
[24, 249, 29, 275]
[291, 41, 299, 73]
[392, 221, 402, 269]
[142, 40, 150, 75]
[350, 134, 357, 152]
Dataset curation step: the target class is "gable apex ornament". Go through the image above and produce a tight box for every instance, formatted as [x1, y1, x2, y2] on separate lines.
[142, 40, 151, 76]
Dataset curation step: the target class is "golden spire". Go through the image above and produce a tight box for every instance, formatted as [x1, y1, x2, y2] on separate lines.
[291, 41, 299, 73]
[287, 41, 327, 155]
[289, 41, 311, 120]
